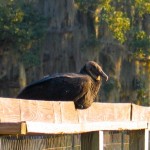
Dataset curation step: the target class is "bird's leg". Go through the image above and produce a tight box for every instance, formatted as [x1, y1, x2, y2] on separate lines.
[74, 94, 87, 109]
[74, 102, 84, 109]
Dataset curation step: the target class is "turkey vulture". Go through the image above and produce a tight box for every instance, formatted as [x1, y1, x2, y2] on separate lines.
[17, 61, 108, 109]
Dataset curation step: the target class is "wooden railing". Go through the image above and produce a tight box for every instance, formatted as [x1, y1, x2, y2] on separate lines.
[0, 97, 150, 150]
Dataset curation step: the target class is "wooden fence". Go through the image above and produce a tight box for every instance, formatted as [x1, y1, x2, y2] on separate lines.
[0, 97, 150, 150]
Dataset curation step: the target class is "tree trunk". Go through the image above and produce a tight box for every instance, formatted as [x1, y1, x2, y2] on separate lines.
[19, 63, 27, 89]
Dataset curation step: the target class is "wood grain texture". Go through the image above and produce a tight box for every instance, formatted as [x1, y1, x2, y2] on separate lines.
[0, 98, 132, 123]
[0, 122, 26, 134]
[0, 98, 20, 122]
[61, 102, 79, 123]
[0, 98, 150, 134]
[53, 101, 61, 123]
[132, 104, 150, 122]
[81, 102, 131, 122]
[26, 121, 147, 134]
[20, 99, 37, 121]
[20, 100, 55, 123]
[132, 104, 150, 130]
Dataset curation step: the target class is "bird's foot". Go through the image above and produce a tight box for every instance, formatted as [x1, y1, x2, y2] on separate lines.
[75, 103, 84, 109]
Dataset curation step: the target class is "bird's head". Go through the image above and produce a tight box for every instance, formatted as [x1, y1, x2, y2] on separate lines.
[80, 61, 108, 81]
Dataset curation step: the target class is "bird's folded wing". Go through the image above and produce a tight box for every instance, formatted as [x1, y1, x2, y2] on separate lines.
[17, 74, 91, 101]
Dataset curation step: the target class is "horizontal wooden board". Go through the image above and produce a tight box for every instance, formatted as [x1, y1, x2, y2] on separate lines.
[0, 98, 131, 124]
[132, 104, 150, 130]
[0, 98, 21, 122]
[20, 100, 55, 123]
[132, 104, 150, 122]
[0, 122, 26, 135]
[77, 102, 131, 122]
[26, 121, 148, 134]
[0, 98, 150, 134]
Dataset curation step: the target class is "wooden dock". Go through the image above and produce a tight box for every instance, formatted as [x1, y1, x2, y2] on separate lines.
[0, 97, 150, 149]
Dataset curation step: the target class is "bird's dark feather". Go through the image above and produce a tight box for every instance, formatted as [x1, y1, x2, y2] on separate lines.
[17, 73, 91, 102]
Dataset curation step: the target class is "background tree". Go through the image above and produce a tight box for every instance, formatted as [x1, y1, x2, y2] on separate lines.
[0, 0, 47, 88]
[0, 0, 150, 105]
[75, 0, 150, 105]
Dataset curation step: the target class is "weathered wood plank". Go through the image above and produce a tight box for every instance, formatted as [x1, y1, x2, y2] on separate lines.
[61, 102, 79, 123]
[84, 102, 131, 122]
[0, 98, 20, 122]
[25, 121, 148, 134]
[20, 100, 38, 121]
[132, 104, 150, 131]
[0, 98, 149, 135]
[132, 104, 150, 122]
[53, 101, 62, 123]
[0, 98, 131, 123]
[77, 107, 89, 123]
[77, 102, 131, 123]
[20, 100, 55, 123]
[36, 101, 54, 122]
[0, 122, 26, 135]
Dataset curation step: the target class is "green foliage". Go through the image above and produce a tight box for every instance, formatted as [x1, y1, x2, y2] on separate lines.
[134, 0, 150, 17]
[0, 0, 47, 66]
[127, 0, 150, 57]
[137, 86, 149, 106]
[75, 0, 150, 58]
[22, 48, 40, 68]
[129, 30, 150, 56]
[103, 10, 130, 43]
[132, 75, 149, 105]
[75, 0, 130, 43]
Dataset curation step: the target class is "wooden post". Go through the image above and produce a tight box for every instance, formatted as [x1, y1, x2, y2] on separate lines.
[144, 129, 149, 150]
[81, 131, 103, 150]
[99, 131, 104, 150]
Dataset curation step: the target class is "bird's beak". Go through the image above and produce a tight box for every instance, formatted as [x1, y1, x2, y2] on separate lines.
[100, 70, 108, 81]
[96, 76, 101, 81]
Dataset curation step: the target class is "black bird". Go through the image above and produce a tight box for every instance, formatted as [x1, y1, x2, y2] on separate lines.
[17, 61, 108, 109]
